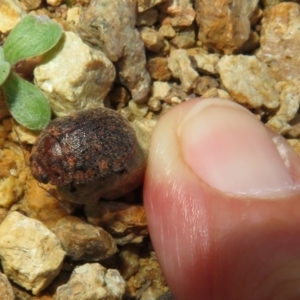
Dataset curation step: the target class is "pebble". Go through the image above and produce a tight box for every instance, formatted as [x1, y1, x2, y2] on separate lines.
[151, 81, 172, 100]
[128, 99, 149, 117]
[147, 57, 172, 81]
[190, 53, 219, 75]
[126, 252, 167, 299]
[20, 0, 42, 11]
[66, 6, 82, 25]
[141, 286, 169, 300]
[0, 0, 25, 34]
[0, 211, 65, 295]
[256, 2, 300, 82]
[170, 35, 195, 49]
[139, 27, 165, 52]
[262, 0, 283, 6]
[195, 0, 259, 53]
[77, 0, 151, 102]
[160, 0, 196, 27]
[194, 76, 219, 96]
[158, 24, 176, 39]
[267, 82, 300, 134]
[55, 263, 126, 300]
[34, 31, 115, 117]
[0, 138, 29, 208]
[47, 0, 62, 6]
[148, 98, 162, 112]
[168, 49, 200, 92]
[136, 8, 159, 26]
[137, 0, 166, 12]
[202, 87, 231, 100]
[85, 201, 148, 245]
[119, 244, 140, 280]
[0, 272, 14, 300]
[51, 215, 117, 261]
[217, 55, 280, 109]
[20, 174, 71, 227]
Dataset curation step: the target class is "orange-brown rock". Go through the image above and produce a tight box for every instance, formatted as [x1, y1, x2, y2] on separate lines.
[195, 0, 259, 54]
[85, 201, 148, 245]
[0, 272, 14, 300]
[147, 57, 172, 81]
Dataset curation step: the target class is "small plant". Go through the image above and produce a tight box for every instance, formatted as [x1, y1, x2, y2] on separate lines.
[0, 15, 63, 130]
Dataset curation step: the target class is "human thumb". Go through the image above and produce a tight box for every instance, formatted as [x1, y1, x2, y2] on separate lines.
[144, 98, 300, 300]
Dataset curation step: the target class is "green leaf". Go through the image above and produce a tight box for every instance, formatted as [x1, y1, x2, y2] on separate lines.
[0, 47, 10, 85]
[0, 61, 10, 86]
[2, 72, 51, 130]
[3, 15, 63, 65]
[0, 47, 5, 61]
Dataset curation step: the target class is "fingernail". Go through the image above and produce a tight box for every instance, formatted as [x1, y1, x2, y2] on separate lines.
[178, 99, 295, 195]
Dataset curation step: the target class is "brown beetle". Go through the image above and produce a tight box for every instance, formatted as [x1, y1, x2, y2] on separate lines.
[30, 108, 138, 187]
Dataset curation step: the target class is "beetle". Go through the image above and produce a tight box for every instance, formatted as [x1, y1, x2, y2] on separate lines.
[30, 107, 138, 187]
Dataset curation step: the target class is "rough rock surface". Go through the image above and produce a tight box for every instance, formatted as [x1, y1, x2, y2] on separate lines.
[125, 252, 168, 299]
[0, 272, 14, 300]
[34, 31, 115, 117]
[20, 0, 41, 10]
[151, 81, 172, 101]
[21, 174, 71, 228]
[0, 134, 29, 208]
[85, 201, 148, 245]
[267, 82, 300, 134]
[55, 263, 126, 300]
[136, 8, 159, 26]
[52, 215, 117, 261]
[256, 2, 300, 82]
[0, 0, 24, 35]
[47, 0, 62, 6]
[170, 34, 195, 49]
[0, 211, 65, 295]
[159, 24, 176, 39]
[217, 55, 279, 109]
[147, 57, 172, 81]
[262, 0, 283, 6]
[139, 27, 165, 52]
[194, 76, 219, 96]
[119, 244, 140, 280]
[160, 0, 196, 28]
[77, 0, 151, 102]
[190, 53, 219, 75]
[137, 0, 166, 12]
[195, 0, 259, 53]
[168, 49, 199, 92]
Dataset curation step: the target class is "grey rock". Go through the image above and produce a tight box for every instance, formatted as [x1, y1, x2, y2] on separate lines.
[55, 263, 126, 300]
[77, 0, 151, 102]
[52, 216, 117, 261]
